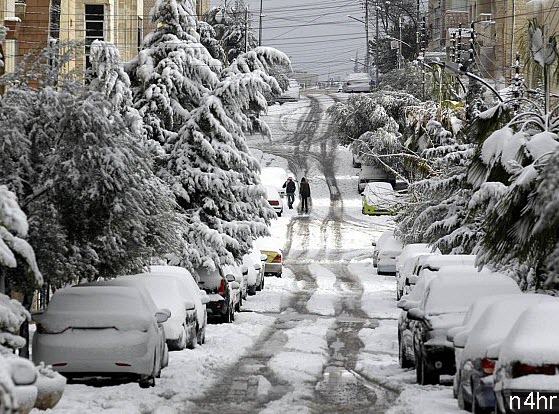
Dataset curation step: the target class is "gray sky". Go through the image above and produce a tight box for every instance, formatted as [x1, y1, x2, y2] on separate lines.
[211, 0, 368, 80]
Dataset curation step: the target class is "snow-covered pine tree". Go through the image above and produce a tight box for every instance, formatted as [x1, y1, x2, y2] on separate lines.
[128, 0, 221, 144]
[197, 21, 227, 63]
[0, 80, 184, 288]
[0, 25, 5, 68]
[205, 0, 258, 63]
[89, 40, 144, 137]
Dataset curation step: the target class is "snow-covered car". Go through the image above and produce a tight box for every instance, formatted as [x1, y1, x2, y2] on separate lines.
[260, 167, 288, 197]
[397, 273, 439, 369]
[407, 271, 519, 385]
[265, 185, 283, 217]
[358, 165, 395, 193]
[342, 73, 372, 93]
[376, 234, 403, 275]
[395, 243, 440, 291]
[396, 254, 431, 300]
[457, 294, 553, 413]
[352, 152, 362, 168]
[196, 266, 236, 323]
[275, 79, 300, 104]
[494, 302, 559, 414]
[256, 237, 283, 278]
[361, 182, 399, 216]
[243, 253, 264, 295]
[149, 265, 210, 345]
[4, 352, 38, 413]
[411, 254, 478, 286]
[447, 294, 522, 399]
[116, 274, 198, 350]
[32, 285, 169, 388]
[222, 265, 245, 312]
[372, 230, 402, 268]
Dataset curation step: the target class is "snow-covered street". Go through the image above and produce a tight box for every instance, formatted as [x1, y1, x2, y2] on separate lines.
[35, 92, 468, 414]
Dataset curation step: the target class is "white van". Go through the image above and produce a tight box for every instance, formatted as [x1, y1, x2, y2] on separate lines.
[342, 73, 372, 93]
[358, 165, 395, 193]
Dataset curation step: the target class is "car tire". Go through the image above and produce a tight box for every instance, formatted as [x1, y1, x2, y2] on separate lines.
[419, 356, 439, 385]
[139, 375, 155, 388]
[197, 326, 205, 345]
[472, 385, 490, 414]
[187, 325, 197, 349]
[457, 380, 472, 411]
[399, 338, 413, 369]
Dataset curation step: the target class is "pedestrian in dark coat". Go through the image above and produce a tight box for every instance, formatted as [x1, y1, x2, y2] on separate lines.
[299, 177, 311, 214]
[282, 177, 297, 209]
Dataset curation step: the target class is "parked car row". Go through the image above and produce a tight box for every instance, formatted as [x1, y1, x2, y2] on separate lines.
[32, 250, 270, 389]
[389, 234, 559, 414]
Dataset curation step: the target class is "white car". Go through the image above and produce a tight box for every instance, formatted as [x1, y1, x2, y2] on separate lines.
[372, 230, 402, 268]
[358, 165, 395, 193]
[494, 302, 559, 414]
[243, 253, 264, 295]
[32, 285, 169, 388]
[407, 271, 520, 385]
[411, 254, 478, 286]
[342, 73, 372, 93]
[457, 294, 554, 412]
[222, 265, 244, 312]
[395, 243, 440, 283]
[396, 253, 432, 300]
[265, 185, 283, 217]
[116, 274, 198, 351]
[447, 294, 521, 398]
[260, 167, 288, 197]
[149, 265, 210, 345]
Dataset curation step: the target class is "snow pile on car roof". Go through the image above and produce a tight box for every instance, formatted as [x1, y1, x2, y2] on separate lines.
[40, 286, 154, 332]
[422, 272, 519, 315]
[498, 301, 559, 366]
[462, 294, 555, 361]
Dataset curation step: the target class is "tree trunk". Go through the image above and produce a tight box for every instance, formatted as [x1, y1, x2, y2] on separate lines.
[18, 292, 33, 359]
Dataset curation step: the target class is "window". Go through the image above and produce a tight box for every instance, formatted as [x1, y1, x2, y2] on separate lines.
[137, 17, 143, 52]
[85, 4, 104, 69]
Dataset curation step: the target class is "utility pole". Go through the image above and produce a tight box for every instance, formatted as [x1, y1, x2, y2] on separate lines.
[245, 8, 249, 53]
[258, 0, 263, 46]
[365, 0, 370, 72]
[398, 16, 403, 69]
[421, 16, 426, 99]
[376, 2, 380, 87]
[416, 0, 420, 56]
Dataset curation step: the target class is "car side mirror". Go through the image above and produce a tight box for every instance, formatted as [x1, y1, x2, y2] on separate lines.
[254, 263, 262, 271]
[31, 310, 45, 322]
[155, 308, 171, 323]
[241, 265, 249, 275]
[231, 281, 240, 290]
[184, 300, 196, 311]
[396, 299, 408, 309]
[407, 308, 424, 321]
[260, 254, 267, 261]
[226, 274, 236, 283]
[200, 294, 210, 305]
[453, 331, 468, 348]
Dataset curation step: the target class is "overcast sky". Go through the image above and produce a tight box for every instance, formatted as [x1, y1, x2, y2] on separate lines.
[211, 0, 368, 80]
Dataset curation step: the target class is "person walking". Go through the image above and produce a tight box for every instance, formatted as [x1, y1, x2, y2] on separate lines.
[299, 177, 311, 214]
[282, 177, 296, 209]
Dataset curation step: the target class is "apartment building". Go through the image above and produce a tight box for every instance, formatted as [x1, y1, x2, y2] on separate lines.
[427, 0, 469, 52]
[0, 0, 209, 79]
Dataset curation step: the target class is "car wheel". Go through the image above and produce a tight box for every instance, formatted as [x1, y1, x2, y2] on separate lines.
[139, 375, 155, 388]
[419, 357, 439, 385]
[187, 325, 197, 349]
[457, 380, 472, 411]
[472, 385, 490, 414]
[399, 338, 413, 369]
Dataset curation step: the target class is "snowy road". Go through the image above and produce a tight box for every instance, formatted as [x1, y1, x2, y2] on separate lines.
[40, 92, 466, 414]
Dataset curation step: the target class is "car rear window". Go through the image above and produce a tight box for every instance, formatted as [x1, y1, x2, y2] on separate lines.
[196, 267, 222, 290]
